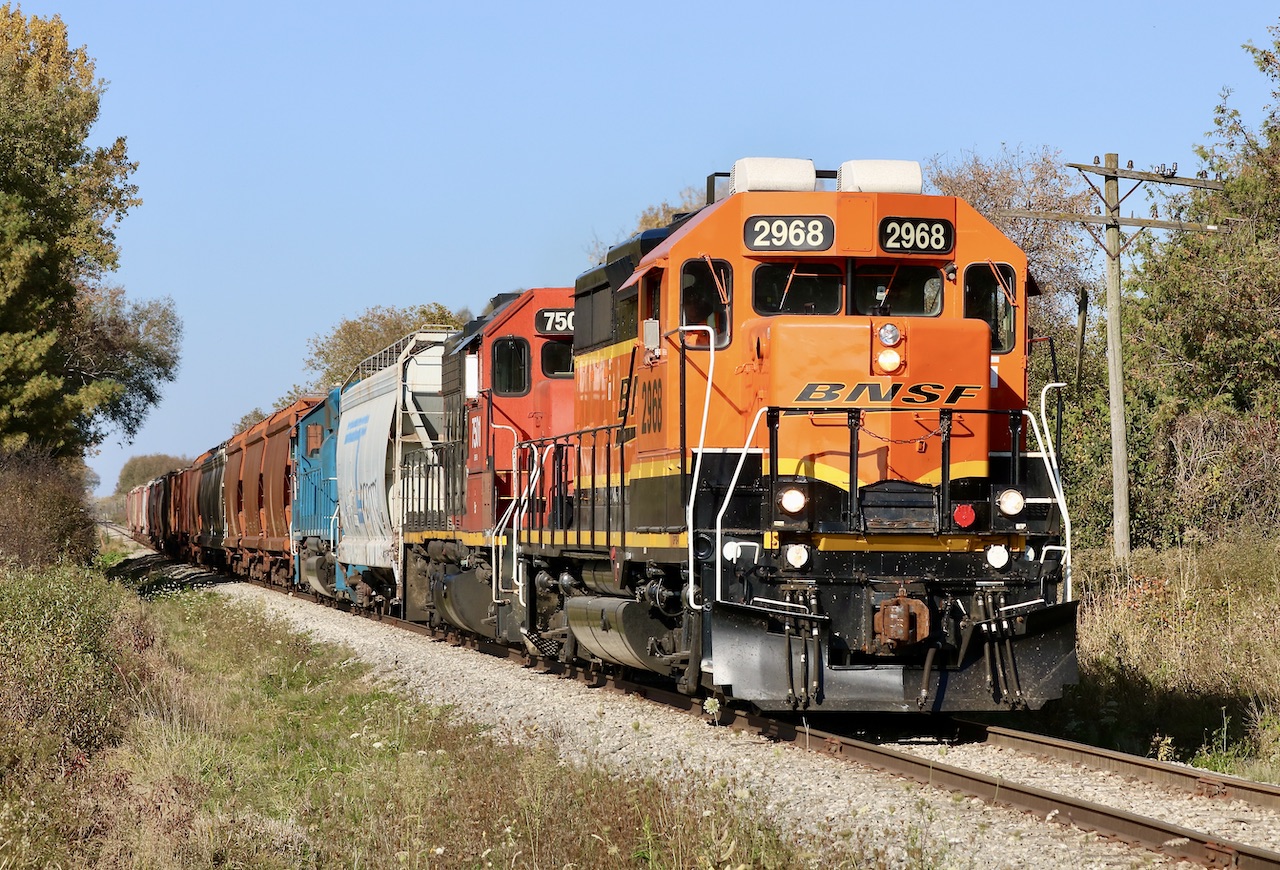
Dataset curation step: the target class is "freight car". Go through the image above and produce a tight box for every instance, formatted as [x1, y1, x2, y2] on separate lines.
[129, 156, 1076, 714]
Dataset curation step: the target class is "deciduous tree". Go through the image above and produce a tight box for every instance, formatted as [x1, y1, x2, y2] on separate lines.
[587, 186, 705, 264]
[232, 408, 265, 436]
[299, 302, 463, 392]
[0, 6, 178, 454]
[1118, 21, 1280, 543]
[114, 453, 190, 494]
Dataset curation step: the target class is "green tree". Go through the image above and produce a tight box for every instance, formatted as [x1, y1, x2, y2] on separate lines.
[1119, 20, 1280, 543]
[1129, 22, 1280, 417]
[238, 302, 465, 431]
[114, 453, 190, 494]
[0, 6, 177, 454]
[298, 302, 464, 392]
[67, 284, 181, 444]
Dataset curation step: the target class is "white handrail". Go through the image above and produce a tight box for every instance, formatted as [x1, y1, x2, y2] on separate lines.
[712, 407, 770, 607]
[679, 326, 716, 611]
[509, 443, 555, 609]
[1026, 382, 1072, 601]
[488, 423, 520, 604]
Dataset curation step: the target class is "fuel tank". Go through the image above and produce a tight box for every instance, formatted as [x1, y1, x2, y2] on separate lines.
[566, 596, 676, 674]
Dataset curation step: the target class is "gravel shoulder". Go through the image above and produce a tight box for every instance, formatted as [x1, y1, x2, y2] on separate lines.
[214, 581, 1197, 869]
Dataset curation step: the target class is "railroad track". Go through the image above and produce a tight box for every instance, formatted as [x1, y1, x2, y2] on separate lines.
[835, 725, 1280, 869]
[103, 540, 1280, 868]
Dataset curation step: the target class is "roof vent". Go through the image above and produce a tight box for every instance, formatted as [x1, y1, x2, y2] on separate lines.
[729, 157, 816, 194]
[836, 160, 923, 194]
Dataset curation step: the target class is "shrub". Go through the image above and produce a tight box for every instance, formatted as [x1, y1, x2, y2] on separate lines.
[0, 447, 96, 567]
[0, 566, 149, 773]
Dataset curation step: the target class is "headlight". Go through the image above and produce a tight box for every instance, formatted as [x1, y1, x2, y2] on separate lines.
[986, 544, 1010, 569]
[783, 543, 811, 569]
[778, 487, 807, 515]
[877, 323, 901, 347]
[996, 488, 1026, 516]
[876, 348, 902, 373]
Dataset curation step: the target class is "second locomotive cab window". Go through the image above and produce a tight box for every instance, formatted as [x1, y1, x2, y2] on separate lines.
[680, 259, 731, 349]
[753, 263, 842, 315]
[963, 263, 1016, 354]
[305, 423, 322, 457]
[492, 337, 531, 396]
[852, 264, 943, 317]
[541, 339, 573, 378]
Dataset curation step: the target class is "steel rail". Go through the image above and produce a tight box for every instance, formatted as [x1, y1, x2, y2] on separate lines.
[963, 720, 1280, 811]
[811, 729, 1280, 869]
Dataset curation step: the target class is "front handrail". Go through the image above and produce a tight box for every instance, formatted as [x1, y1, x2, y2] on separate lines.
[698, 399, 1074, 607]
[680, 325, 716, 611]
[711, 407, 770, 608]
[1035, 382, 1072, 600]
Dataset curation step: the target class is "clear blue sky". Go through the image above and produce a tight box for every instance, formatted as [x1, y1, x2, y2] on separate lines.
[24, 0, 1274, 495]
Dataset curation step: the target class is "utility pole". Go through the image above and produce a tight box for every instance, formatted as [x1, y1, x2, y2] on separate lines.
[997, 153, 1225, 564]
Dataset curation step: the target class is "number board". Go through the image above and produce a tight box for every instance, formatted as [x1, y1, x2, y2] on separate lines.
[535, 308, 575, 335]
[878, 217, 955, 254]
[744, 215, 835, 252]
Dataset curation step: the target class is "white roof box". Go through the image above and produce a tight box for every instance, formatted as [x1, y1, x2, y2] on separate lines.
[836, 159, 923, 194]
[729, 157, 816, 194]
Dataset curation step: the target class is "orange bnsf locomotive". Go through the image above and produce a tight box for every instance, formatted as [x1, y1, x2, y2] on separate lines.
[131, 156, 1075, 714]
[404, 157, 1075, 713]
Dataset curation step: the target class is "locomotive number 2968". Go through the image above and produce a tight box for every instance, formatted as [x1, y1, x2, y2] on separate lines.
[878, 217, 955, 254]
[744, 215, 834, 251]
[638, 379, 663, 434]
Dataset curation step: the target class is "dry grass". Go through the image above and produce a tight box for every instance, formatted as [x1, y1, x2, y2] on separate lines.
[1050, 538, 1280, 777]
[0, 448, 96, 568]
[1, 570, 819, 868]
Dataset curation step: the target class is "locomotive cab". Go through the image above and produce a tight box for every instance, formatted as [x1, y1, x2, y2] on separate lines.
[399, 288, 577, 643]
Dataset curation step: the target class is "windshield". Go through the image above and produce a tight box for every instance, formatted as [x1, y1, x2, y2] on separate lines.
[752, 263, 843, 315]
[851, 264, 943, 316]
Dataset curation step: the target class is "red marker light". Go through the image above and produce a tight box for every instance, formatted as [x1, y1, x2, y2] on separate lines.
[953, 503, 976, 528]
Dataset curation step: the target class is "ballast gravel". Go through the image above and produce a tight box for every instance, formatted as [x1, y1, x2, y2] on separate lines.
[214, 581, 1199, 868]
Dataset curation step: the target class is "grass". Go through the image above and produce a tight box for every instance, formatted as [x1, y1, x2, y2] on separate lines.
[1, 554, 958, 869]
[1035, 536, 1280, 781]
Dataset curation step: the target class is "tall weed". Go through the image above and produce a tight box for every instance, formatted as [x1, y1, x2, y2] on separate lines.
[0, 565, 152, 867]
[1052, 539, 1280, 775]
[0, 448, 96, 568]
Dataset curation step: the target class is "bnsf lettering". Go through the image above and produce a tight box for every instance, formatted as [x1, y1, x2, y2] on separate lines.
[843, 383, 902, 404]
[944, 385, 982, 404]
[794, 383, 844, 402]
[901, 383, 944, 404]
[792, 382, 983, 405]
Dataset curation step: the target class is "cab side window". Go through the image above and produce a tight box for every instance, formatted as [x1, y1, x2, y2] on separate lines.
[492, 337, 531, 396]
[680, 259, 731, 349]
[753, 263, 842, 315]
[541, 339, 573, 378]
[963, 263, 1016, 353]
